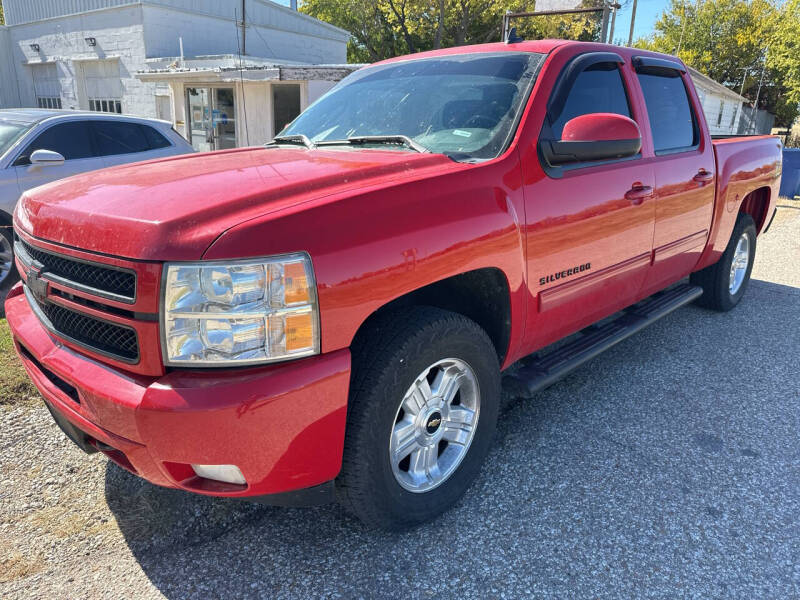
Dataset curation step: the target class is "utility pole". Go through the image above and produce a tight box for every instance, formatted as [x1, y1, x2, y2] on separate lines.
[608, 2, 618, 43]
[627, 0, 638, 46]
[677, 0, 687, 55]
[750, 54, 767, 134]
[241, 0, 246, 55]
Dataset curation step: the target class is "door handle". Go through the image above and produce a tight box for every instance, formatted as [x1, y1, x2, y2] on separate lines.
[625, 184, 654, 205]
[693, 169, 714, 184]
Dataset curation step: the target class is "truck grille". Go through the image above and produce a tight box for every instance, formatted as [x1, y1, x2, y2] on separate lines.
[26, 288, 140, 363]
[17, 237, 136, 302]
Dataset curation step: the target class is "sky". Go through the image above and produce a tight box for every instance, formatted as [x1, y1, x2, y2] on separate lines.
[610, 0, 670, 43]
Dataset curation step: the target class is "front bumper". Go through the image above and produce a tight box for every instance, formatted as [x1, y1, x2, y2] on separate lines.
[5, 284, 351, 500]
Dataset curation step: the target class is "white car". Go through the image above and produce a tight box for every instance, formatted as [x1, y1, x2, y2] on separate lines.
[0, 109, 194, 288]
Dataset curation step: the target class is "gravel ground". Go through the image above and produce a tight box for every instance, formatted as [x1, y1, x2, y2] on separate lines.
[1, 201, 798, 599]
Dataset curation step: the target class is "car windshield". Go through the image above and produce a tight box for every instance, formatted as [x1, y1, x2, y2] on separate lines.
[0, 120, 32, 159]
[279, 52, 545, 161]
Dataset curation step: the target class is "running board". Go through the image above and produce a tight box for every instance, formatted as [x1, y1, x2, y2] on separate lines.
[503, 284, 703, 399]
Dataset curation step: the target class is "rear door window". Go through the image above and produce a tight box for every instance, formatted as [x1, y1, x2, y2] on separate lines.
[142, 125, 171, 149]
[92, 121, 150, 156]
[637, 72, 699, 154]
[19, 122, 94, 163]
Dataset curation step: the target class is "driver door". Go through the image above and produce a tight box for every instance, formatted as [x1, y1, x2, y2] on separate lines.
[521, 54, 656, 350]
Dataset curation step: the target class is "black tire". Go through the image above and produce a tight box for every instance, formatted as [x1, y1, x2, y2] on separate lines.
[336, 306, 501, 530]
[0, 225, 19, 307]
[690, 213, 756, 311]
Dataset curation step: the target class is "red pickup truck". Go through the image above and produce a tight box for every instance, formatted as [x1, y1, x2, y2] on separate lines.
[6, 40, 782, 530]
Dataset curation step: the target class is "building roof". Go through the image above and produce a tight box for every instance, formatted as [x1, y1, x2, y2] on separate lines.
[687, 66, 747, 103]
[137, 55, 362, 83]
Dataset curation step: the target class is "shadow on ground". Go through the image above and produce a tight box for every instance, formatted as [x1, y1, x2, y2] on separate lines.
[105, 279, 799, 598]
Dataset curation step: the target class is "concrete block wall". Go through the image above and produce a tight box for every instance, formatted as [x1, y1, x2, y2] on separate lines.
[7, 5, 160, 116]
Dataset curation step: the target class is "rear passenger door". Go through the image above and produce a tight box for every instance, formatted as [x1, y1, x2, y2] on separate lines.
[12, 121, 103, 195]
[634, 59, 716, 295]
[92, 121, 175, 168]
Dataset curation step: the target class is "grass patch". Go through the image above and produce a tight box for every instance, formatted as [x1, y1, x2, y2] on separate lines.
[0, 318, 39, 405]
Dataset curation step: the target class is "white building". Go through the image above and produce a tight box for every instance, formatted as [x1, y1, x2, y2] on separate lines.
[0, 0, 350, 147]
[136, 56, 360, 151]
[688, 67, 748, 136]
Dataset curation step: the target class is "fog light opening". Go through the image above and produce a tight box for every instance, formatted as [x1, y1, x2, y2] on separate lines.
[191, 464, 247, 485]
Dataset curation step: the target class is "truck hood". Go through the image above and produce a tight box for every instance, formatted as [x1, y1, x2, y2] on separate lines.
[15, 147, 456, 261]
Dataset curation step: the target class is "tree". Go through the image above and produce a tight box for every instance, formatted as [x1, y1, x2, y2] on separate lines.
[300, 0, 607, 62]
[636, 0, 800, 127]
[1, 0, 5, 26]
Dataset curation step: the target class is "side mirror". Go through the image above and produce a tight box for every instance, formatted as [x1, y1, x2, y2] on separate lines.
[29, 149, 66, 167]
[541, 113, 641, 166]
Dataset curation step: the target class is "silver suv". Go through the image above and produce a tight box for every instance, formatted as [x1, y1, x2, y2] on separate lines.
[0, 109, 194, 288]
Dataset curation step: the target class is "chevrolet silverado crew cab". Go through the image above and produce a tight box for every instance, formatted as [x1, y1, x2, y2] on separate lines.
[6, 40, 782, 530]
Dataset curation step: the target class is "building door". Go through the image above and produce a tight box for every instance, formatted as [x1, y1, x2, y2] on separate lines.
[186, 87, 236, 152]
[273, 84, 302, 135]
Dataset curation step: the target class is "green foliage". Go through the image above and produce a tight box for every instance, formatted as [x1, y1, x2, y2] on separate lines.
[300, 0, 606, 63]
[636, 0, 800, 127]
[0, 0, 4, 26]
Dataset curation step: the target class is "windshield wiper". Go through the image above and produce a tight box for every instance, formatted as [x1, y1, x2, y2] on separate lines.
[317, 135, 429, 153]
[269, 134, 315, 149]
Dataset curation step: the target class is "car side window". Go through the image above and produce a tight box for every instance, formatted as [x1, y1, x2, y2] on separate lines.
[16, 122, 94, 164]
[637, 71, 699, 154]
[142, 126, 171, 149]
[92, 121, 150, 156]
[551, 64, 632, 139]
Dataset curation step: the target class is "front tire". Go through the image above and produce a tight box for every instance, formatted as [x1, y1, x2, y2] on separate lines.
[690, 213, 757, 311]
[0, 226, 19, 299]
[336, 307, 500, 530]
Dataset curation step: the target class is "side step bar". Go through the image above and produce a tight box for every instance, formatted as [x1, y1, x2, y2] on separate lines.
[503, 283, 703, 398]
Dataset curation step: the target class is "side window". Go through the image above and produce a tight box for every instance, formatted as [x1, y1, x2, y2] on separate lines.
[92, 121, 150, 156]
[551, 64, 631, 139]
[18, 122, 94, 164]
[637, 71, 698, 154]
[142, 126, 171, 149]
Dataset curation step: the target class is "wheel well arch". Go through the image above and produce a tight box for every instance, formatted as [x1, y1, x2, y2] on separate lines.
[0, 209, 12, 227]
[350, 268, 512, 364]
[738, 187, 771, 233]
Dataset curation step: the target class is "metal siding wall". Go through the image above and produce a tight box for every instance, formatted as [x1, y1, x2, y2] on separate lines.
[3, 0, 136, 25]
[3, 0, 348, 41]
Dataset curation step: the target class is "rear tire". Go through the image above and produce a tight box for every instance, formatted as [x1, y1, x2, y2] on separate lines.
[690, 213, 756, 311]
[336, 306, 500, 530]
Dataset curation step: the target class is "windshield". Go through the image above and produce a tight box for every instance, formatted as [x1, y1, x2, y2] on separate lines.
[0, 120, 32, 159]
[279, 52, 544, 161]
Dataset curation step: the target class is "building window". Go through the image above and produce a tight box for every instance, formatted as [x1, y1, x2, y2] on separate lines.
[82, 60, 123, 115]
[730, 104, 738, 127]
[89, 99, 122, 114]
[36, 97, 62, 109]
[31, 63, 62, 110]
[716, 100, 724, 126]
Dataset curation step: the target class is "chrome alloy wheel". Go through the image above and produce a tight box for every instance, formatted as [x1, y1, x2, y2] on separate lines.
[389, 358, 480, 493]
[0, 234, 13, 285]
[729, 232, 750, 294]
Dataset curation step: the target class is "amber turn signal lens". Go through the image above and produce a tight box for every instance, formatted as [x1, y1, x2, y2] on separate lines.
[284, 262, 310, 304]
[285, 313, 314, 352]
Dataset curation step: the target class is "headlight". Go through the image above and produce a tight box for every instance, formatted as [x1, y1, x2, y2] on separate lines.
[161, 254, 319, 366]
